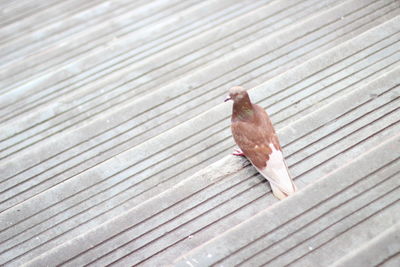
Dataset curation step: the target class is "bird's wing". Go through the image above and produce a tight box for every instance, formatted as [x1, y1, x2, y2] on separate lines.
[231, 104, 278, 169]
[231, 119, 272, 169]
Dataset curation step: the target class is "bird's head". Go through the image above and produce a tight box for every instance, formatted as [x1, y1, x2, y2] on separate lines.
[224, 86, 249, 103]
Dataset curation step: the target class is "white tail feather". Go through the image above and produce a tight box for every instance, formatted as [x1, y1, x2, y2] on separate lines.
[255, 144, 296, 199]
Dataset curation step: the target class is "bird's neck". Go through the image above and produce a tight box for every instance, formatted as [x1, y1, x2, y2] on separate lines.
[232, 96, 254, 121]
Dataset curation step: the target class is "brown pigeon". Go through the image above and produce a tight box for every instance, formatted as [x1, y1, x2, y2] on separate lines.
[225, 86, 297, 200]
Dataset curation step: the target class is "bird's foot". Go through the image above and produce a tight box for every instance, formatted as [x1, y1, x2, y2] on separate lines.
[232, 148, 245, 157]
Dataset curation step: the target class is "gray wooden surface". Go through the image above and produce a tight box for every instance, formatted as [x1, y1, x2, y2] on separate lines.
[0, 0, 399, 266]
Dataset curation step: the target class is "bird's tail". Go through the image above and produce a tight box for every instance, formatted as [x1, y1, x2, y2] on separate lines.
[270, 180, 297, 200]
[255, 165, 297, 200]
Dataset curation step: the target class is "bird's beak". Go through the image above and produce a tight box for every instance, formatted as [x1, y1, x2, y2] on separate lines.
[224, 96, 231, 102]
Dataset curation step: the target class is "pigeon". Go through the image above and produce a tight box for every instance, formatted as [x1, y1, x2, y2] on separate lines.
[225, 86, 297, 200]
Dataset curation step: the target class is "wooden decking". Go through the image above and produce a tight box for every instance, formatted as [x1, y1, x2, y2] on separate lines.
[0, 0, 399, 266]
